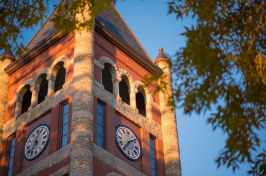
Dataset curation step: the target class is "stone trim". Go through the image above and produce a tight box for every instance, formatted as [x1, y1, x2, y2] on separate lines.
[15, 144, 146, 176]
[94, 59, 104, 69]
[94, 83, 163, 140]
[7, 55, 72, 108]
[2, 80, 73, 139]
[49, 164, 69, 176]
[93, 144, 145, 176]
[17, 144, 70, 176]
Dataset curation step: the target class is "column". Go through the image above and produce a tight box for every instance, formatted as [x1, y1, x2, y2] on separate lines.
[47, 75, 56, 96]
[14, 99, 22, 119]
[30, 87, 39, 109]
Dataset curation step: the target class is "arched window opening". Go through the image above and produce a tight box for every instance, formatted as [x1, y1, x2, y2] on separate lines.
[21, 88, 32, 114]
[136, 91, 146, 117]
[38, 78, 48, 104]
[102, 64, 113, 94]
[119, 79, 130, 105]
[54, 65, 66, 93]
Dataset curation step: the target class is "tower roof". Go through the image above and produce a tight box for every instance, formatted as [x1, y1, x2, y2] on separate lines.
[154, 48, 171, 64]
[25, 4, 151, 60]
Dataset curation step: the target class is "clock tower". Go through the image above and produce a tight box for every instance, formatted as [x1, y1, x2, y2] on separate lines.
[0, 4, 181, 176]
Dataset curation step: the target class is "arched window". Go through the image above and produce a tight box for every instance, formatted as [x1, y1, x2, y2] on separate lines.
[54, 65, 66, 93]
[136, 91, 146, 117]
[119, 78, 130, 105]
[102, 64, 113, 94]
[38, 77, 48, 104]
[21, 88, 32, 114]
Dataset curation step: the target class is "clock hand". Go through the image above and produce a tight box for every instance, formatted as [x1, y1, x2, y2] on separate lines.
[32, 128, 43, 150]
[124, 139, 136, 149]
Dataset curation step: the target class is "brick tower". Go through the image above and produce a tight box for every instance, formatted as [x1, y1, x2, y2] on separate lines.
[0, 4, 182, 176]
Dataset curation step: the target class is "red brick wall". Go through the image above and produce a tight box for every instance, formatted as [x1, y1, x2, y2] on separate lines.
[5, 34, 75, 123]
[94, 32, 160, 104]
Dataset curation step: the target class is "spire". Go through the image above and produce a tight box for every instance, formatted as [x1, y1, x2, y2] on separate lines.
[0, 45, 15, 61]
[154, 47, 172, 67]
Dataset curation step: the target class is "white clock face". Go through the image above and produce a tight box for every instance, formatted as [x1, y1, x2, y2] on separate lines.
[115, 125, 141, 161]
[24, 124, 50, 161]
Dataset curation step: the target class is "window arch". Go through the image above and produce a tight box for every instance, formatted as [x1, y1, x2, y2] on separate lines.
[54, 63, 66, 93]
[102, 64, 113, 94]
[21, 86, 32, 115]
[36, 74, 48, 104]
[119, 76, 130, 105]
[136, 89, 146, 117]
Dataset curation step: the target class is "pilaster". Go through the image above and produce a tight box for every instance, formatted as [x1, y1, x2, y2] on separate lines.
[0, 59, 12, 152]
[70, 4, 95, 176]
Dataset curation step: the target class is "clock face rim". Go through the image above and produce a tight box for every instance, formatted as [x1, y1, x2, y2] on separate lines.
[115, 125, 142, 161]
[23, 124, 50, 161]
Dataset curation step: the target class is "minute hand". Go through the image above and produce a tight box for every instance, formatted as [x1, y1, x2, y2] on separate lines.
[124, 139, 136, 148]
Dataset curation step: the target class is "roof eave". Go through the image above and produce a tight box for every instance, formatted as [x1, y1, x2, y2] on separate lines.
[95, 20, 163, 76]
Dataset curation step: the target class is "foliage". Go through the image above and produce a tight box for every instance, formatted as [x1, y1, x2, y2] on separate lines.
[0, 0, 113, 57]
[168, 0, 266, 174]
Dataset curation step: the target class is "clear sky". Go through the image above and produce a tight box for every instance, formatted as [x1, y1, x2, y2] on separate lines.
[5, 1, 261, 176]
[115, 1, 251, 176]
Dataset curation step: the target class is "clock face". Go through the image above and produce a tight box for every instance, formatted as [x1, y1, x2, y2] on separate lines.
[115, 125, 141, 161]
[23, 124, 50, 161]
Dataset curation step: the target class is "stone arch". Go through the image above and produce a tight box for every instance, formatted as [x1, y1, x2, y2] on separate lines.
[14, 79, 33, 118]
[105, 173, 122, 176]
[48, 55, 69, 78]
[134, 81, 154, 119]
[118, 69, 135, 93]
[99, 56, 120, 82]
[134, 81, 154, 104]
[15, 79, 33, 101]
[32, 68, 49, 89]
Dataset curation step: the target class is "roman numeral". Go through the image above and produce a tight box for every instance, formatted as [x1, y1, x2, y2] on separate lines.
[134, 150, 138, 154]
[41, 141, 45, 145]
[43, 135, 47, 139]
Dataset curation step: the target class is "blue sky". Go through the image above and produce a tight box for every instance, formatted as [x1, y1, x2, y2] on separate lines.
[5, 1, 263, 175]
[115, 1, 252, 176]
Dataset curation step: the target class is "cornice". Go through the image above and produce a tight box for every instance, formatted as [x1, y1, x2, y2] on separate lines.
[4, 31, 68, 75]
[5, 20, 163, 77]
[95, 20, 163, 76]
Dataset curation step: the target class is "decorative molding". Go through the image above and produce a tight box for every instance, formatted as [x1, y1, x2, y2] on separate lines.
[94, 144, 145, 176]
[3, 80, 73, 139]
[49, 164, 70, 176]
[5, 32, 70, 75]
[94, 59, 104, 69]
[17, 144, 70, 176]
[7, 55, 73, 108]
[94, 83, 163, 140]
[94, 80, 104, 90]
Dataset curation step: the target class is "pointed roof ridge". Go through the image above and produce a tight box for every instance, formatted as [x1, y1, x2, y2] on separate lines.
[111, 4, 153, 62]
[22, 3, 153, 63]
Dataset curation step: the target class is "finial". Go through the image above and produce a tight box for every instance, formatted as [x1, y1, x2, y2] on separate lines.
[154, 47, 172, 67]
